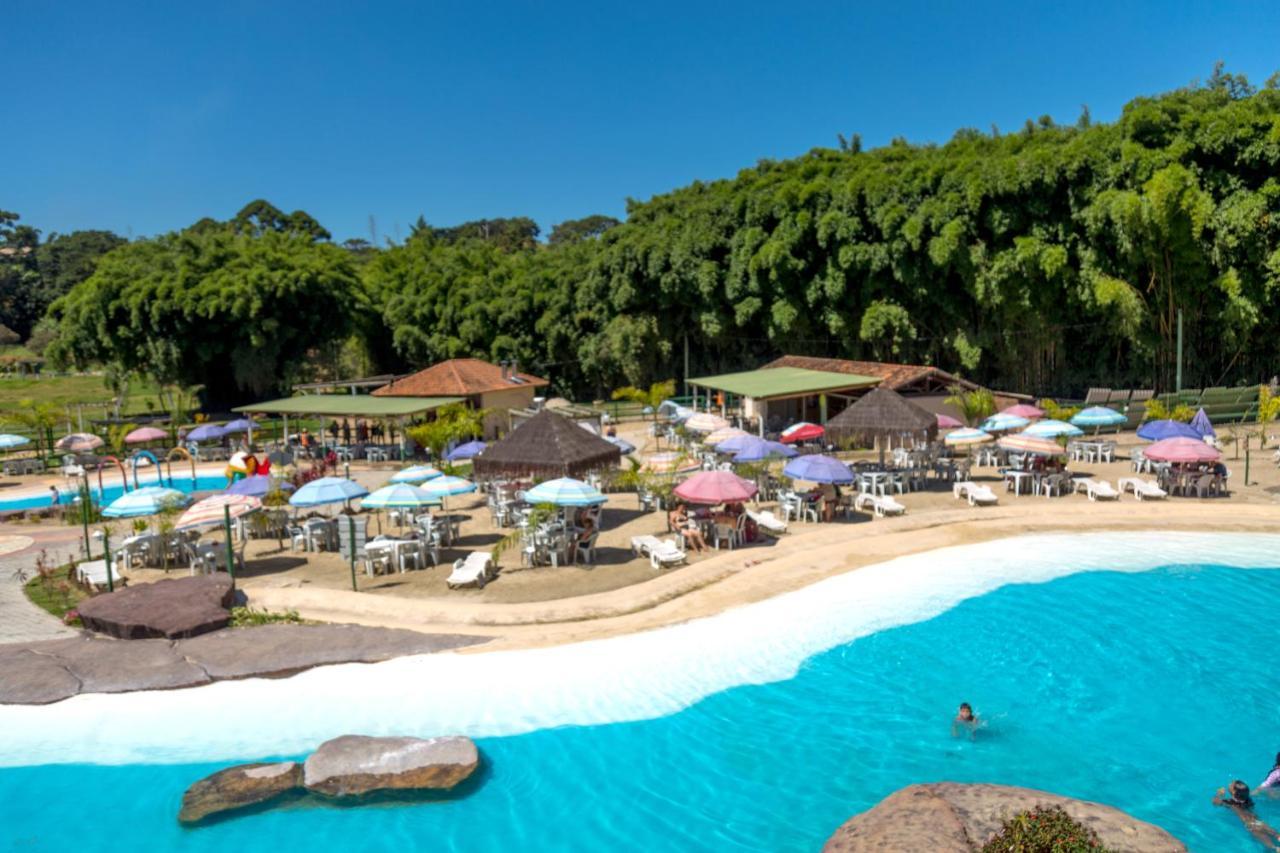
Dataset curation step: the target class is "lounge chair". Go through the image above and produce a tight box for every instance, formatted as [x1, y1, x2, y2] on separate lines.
[1073, 478, 1119, 501]
[630, 535, 663, 557]
[746, 509, 788, 536]
[952, 481, 998, 506]
[1117, 477, 1167, 501]
[648, 538, 687, 569]
[854, 493, 906, 518]
[447, 552, 495, 589]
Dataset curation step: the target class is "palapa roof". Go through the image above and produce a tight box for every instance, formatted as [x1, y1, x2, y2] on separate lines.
[825, 386, 939, 439]
[372, 358, 548, 398]
[473, 410, 621, 479]
[762, 355, 978, 393]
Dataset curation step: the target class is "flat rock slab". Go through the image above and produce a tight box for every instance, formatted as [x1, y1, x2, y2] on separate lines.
[179, 761, 303, 825]
[77, 575, 234, 639]
[303, 735, 479, 797]
[0, 624, 489, 705]
[824, 782, 1186, 852]
[175, 624, 485, 679]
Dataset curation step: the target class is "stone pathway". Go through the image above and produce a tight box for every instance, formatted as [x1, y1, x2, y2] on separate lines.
[0, 528, 82, 645]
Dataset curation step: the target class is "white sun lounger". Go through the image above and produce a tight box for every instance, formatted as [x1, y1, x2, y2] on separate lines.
[1073, 478, 1119, 501]
[746, 509, 788, 535]
[447, 552, 495, 589]
[648, 538, 687, 569]
[952, 481, 999, 506]
[854, 493, 906, 518]
[630, 535, 663, 557]
[1117, 477, 1167, 500]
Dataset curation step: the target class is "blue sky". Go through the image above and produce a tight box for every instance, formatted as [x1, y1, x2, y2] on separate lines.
[5, 1, 1280, 242]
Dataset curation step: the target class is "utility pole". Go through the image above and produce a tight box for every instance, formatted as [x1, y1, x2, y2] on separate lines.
[1175, 309, 1184, 393]
[683, 334, 689, 398]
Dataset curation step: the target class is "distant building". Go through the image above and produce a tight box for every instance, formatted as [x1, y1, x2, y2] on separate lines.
[372, 358, 549, 438]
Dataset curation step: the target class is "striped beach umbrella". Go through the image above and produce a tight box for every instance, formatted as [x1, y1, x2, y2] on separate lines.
[420, 475, 476, 498]
[980, 413, 1030, 432]
[289, 477, 369, 507]
[55, 432, 103, 452]
[1023, 419, 1083, 439]
[389, 465, 442, 484]
[1070, 406, 1125, 429]
[360, 483, 442, 509]
[641, 452, 700, 474]
[102, 486, 191, 518]
[683, 413, 730, 433]
[175, 494, 262, 530]
[944, 428, 993, 447]
[997, 434, 1066, 456]
[703, 426, 748, 446]
[524, 477, 608, 506]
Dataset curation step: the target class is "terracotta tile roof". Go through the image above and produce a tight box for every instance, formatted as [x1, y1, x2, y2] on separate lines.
[372, 358, 549, 397]
[761, 355, 977, 391]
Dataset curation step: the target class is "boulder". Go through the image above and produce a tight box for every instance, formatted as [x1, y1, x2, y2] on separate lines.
[178, 761, 303, 825]
[77, 575, 233, 639]
[302, 735, 479, 797]
[823, 783, 1186, 852]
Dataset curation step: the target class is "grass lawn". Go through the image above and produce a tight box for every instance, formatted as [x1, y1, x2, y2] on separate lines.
[0, 374, 163, 418]
[23, 562, 89, 622]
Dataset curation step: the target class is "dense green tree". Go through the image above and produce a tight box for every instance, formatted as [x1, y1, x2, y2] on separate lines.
[549, 214, 621, 245]
[0, 210, 41, 339]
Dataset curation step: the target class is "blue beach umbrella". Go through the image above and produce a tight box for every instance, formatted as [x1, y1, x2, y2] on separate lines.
[288, 476, 369, 507]
[524, 477, 608, 507]
[979, 413, 1030, 432]
[605, 436, 636, 455]
[225, 475, 293, 498]
[421, 475, 476, 498]
[360, 483, 442, 509]
[782, 454, 855, 484]
[1136, 419, 1201, 441]
[716, 434, 762, 454]
[1190, 408, 1216, 439]
[186, 424, 226, 442]
[733, 439, 798, 463]
[389, 465, 443, 484]
[1023, 419, 1083, 439]
[1070, 406, 1126, 429]
[221, 418, 256, 433]
[445, 441, 486, 462]
[0, 434, 31, 450]
[102, 486, 191, 518]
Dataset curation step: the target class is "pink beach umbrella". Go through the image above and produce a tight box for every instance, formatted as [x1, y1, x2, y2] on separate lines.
[54, 432, 104, 452]
[1143, 437, 1221, 464]
[936, 413, 963, 429]
[125, 426, 169, 444]
[673, 470, 758, 505]
[1000, 403, 1045, 419]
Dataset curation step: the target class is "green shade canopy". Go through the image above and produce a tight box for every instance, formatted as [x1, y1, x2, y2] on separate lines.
[233, 395, 464, 418]
[688, 367, 879, 399]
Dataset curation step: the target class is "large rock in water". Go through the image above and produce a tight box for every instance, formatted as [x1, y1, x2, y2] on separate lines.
[178, 762, 303, 825]
[77, 575, 233, 639]
[823, 783, 1186, 852]
[302, 735, 479, 797]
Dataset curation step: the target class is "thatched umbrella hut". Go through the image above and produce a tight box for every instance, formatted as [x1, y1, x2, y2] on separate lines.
[825, 386, 938, 461]
[472, 410, 622, 480]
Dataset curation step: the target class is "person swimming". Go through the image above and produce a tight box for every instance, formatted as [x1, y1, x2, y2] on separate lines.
[1259, 753, 1280, 793]
[1214, 780, 1280, 850]
[951, 702, 979, 739]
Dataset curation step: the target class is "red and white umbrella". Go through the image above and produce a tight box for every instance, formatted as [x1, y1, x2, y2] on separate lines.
[55, 432, 104, 452]
[780, 422, 825, 444]
[175, 494, 263, 530]
[1144, 437, 1221, 464]
[673, 470, 758, 505]
[124, 426, 168, 444]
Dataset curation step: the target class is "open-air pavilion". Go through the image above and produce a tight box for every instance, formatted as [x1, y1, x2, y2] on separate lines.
[824, 386, 939, 459]
[232, 394, 463, 459]
[473, 409, 622, 480]
[687, 366, 880, 436]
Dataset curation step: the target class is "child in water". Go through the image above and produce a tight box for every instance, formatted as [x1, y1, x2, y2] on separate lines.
[1214, 780, 1280, 850]
[951, 702, 979, 740]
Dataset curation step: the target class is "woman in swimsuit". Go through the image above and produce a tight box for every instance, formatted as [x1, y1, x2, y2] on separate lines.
[1214, 780, 1280, 850]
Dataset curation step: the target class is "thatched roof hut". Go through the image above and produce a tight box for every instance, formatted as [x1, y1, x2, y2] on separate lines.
[472, 410, 622, 479]
[826, 386, 938, 447]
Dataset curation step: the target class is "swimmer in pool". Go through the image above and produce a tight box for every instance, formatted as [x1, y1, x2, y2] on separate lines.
[951, 702, 979, 740]
[1214, 780, 1280, 850]
[1258, 753, 1280, 796]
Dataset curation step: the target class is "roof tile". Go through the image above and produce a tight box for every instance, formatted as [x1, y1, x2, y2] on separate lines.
[372, 358, 549, 397]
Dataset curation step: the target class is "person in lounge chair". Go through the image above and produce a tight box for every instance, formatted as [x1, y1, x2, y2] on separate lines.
[668, 502, 707, 552]
[952, 702, 979, 739]
[1214, 780, 1280, 849]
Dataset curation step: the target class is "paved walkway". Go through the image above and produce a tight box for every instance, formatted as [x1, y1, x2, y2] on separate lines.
[0, 528, 82, 645]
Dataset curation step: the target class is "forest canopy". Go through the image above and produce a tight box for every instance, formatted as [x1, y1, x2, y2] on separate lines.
[7, 68, 1280, 406]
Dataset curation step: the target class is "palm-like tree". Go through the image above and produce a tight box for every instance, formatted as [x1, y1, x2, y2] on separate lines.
[611, 379, 676, 419]
[944, 386, 996, 427]
[6, 399, 62, 459]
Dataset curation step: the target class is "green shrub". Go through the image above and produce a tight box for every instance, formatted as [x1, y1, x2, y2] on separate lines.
[228, 606, 303, 627]
[980, 804, 1114, 852]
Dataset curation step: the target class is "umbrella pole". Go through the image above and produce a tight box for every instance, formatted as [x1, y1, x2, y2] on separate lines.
[347, 515, 358, 592]
[223, 504, 236, 591]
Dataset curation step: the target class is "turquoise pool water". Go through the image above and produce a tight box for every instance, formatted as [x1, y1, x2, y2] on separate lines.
[2, 553, 1277, 851]
[0, 473, 228, 511]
